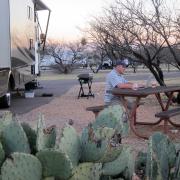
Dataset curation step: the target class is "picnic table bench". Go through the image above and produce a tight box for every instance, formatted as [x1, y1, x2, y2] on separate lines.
[86, 102, 144, 118]
[155, 107, 180, 133]
[86, 105, 108, 118]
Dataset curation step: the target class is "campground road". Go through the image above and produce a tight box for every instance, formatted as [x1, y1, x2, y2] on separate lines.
[4, 71, 180, 114]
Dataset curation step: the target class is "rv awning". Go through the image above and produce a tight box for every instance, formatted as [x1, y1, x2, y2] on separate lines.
[34, 0, 51, 11]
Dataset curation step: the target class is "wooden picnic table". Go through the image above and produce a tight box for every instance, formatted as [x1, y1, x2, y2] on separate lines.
[109, 85, 180, 139]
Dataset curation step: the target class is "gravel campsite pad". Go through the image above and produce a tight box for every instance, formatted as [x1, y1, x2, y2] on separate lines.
[17, 82, 180, 155]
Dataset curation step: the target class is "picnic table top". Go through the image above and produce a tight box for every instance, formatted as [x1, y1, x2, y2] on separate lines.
[108, 85, 180, 97]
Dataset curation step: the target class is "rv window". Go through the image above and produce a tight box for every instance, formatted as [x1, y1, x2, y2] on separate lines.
[27, 6, 33, 20]
[29, 39, 33, 50]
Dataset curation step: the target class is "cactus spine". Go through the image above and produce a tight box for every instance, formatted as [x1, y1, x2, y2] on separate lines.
[69, 162, 102, 180]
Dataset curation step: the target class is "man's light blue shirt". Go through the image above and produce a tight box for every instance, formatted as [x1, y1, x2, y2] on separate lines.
[104, 69, 128, 103]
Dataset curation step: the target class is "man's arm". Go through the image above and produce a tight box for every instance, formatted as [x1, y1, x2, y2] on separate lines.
[116, 82, 133, 89]
[108, 71, 134, 89]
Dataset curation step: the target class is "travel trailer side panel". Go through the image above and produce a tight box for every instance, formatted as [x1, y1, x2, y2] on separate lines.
[10, 0, 35, 87]
[0, 0, 11, 97]
[0, 0, 50, 106]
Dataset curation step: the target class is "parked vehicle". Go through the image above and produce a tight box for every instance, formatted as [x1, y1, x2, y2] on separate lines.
[102, 59, 112, 69]
[0, 0, 50, 107]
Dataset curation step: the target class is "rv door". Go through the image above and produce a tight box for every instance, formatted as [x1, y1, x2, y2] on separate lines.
[34, 0, 51, 74]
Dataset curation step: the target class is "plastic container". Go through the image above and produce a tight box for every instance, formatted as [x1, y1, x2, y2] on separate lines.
[25, 91, 35, 98]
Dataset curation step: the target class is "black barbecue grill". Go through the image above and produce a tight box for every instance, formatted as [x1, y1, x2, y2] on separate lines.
[77, 73, 94, 98]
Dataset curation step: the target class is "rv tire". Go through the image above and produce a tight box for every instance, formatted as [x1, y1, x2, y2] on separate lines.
[0, 92, 11, 108]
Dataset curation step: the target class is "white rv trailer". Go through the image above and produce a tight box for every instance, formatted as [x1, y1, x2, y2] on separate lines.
[0, 0, 50, 107]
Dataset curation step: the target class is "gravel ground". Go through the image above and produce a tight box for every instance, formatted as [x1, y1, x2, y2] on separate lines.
[17, 82, 180, 155]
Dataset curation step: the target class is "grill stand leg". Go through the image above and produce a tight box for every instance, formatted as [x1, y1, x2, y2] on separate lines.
[78, 79, 94, 99]
[78, 80, 85, 99]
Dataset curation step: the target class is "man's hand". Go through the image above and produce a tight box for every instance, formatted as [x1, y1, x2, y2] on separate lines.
[132, 173, 141, 180]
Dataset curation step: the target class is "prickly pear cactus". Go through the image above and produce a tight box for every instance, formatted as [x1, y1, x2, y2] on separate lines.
[56, 123, 81, 167]
[81, 126, 122, 163]
[1, 152, 42, 180]
[36, 149, 73, 179]
[92, 105, 129, 137]
[36, 114, 56, 151]
[0, 111, 13, 136]
[1, 120, 30, 155]
[102, 146, 134, 179]
[0, 111, 12, 122]
[0, 142, 5, 167]
[135, 151, 147, 179]
[21, 122, 37, 154]
[100, 175, 112, 180]
[43, 177, 55, 180]
[101, 176, 124, 180]
[69, 162, 102, 180]
[173, 151, 180, 179]
[175, 143, 180, 153]
[145, 132, 176, 180]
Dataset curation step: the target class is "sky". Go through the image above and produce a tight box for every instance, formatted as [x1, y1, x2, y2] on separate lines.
[38, 0, 112, 42]
[38, 0, 180, 42]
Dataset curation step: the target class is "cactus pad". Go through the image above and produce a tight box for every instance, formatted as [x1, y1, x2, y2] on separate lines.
[81, 126, 122, 162]
[1, 152, 42, 180]
[36, 114, 56, 151]
[56, 124, 81, 167]
[21, 122, 37, 154]
[146, 132, 176, 180]
[102, 146, 134, 179]
[92, 105, 129, 137]
[1, 120, 30, 155]
[0, 111, 13, 136]
[0, 142, 5, 167]
[36, 149, 73, 179]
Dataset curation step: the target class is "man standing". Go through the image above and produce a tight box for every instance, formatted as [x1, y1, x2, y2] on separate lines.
[104, 60, 136, 106]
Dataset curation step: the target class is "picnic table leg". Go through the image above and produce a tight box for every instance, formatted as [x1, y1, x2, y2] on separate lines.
[94, 112, 99, 118]
[122, 96, 148, 139]
[155, 92, 174, 132]
[121, 97, 139, 125]
[164, 118, 168, 134]
[155, 92, 174, 111]
[168, 119, 180, 127]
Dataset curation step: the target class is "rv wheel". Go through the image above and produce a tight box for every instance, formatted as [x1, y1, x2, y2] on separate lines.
[0, 93, 11, 108]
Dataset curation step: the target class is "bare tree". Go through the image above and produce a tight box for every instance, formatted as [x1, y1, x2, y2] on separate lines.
[85, 42, 108, 73]
[45, 41, 69, 73]
[45, 39, 86, 74]
[87, 0, 180, 86]
[68, 40, 86, 65]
